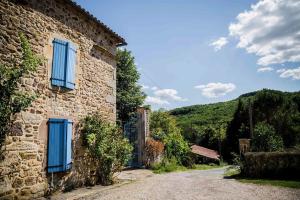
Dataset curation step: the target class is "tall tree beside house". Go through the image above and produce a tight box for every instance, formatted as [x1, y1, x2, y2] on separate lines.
[0, 33, 42, 158]
[116, 49, 146, 124]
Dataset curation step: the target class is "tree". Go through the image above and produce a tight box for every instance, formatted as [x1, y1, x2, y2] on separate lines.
[252, 122, 284, 152]
[116, 49, 146, 124]
[216, 125, 226, 158]
[0, 33, 42, 157]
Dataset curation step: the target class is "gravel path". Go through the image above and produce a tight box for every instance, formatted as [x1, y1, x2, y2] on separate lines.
[56, 168, 300, 200]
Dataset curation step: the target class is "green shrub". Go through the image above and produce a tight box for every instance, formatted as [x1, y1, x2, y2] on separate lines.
[163, 132, 190, 164]
[231, 152, 242, 166]
[150, 110, 190, 165]
[82, 114, 133, 185]
[252, 122, 284, 152]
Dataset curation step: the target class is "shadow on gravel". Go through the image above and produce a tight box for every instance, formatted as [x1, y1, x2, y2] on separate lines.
[223, 173, 300, 189]
[223, 174, 240, 179]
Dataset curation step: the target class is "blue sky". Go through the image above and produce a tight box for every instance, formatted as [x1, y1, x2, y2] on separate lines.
[75, 0, 300, 110]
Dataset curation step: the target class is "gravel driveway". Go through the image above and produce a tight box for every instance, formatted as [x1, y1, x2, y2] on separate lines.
[54, 168, 300, 200]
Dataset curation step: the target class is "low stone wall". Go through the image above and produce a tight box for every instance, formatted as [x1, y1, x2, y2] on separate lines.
[242, 152, 300, 179]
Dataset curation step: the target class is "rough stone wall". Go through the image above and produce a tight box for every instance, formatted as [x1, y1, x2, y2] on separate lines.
[0, 0, 119, 199]
[136, 108, 151, 166]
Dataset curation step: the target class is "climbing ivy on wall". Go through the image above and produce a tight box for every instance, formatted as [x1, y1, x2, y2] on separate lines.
[0, 33, 42, 158]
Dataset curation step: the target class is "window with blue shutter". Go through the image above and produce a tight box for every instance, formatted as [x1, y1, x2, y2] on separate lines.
[51, 39, 76, 89]
[47, 118, 73, 173]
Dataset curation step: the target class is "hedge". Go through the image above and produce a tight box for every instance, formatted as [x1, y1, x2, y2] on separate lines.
[242, 152, 300, 179]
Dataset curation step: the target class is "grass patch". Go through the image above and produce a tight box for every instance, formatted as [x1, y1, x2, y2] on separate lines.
[153, 164, 187, 174]
[191, 164, 225, 170]
[151, 158, 187, 174]
[238, 179, 300, 189]
[224, 166, 241, 177]
[224, 166, 300, 189]
[152, 159, 226, 174]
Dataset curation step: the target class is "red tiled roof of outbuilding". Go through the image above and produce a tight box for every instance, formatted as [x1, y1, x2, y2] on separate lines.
[191, 145, 220, 160]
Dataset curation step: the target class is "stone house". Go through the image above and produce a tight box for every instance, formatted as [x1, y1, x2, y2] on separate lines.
[0, 0, 126, 199]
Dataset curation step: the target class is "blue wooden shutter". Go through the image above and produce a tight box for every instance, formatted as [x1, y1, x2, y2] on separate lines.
[48, 119, 65, 173]
[65, 42, 76, 89]
[51, 39, 67, 87]
[48, 119, 73, 173]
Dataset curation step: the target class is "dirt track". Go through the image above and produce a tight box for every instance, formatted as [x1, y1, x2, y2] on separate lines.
[76, 168, 300, 200]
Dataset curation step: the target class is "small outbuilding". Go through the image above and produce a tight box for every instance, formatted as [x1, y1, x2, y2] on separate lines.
[191, 145, 220, 163]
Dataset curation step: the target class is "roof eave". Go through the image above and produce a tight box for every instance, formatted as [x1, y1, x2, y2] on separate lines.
[67, 0, 127, 46]
[116, 41, 128, 47]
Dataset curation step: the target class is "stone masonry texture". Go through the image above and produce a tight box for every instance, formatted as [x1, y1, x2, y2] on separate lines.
[0, 0, 122, 199]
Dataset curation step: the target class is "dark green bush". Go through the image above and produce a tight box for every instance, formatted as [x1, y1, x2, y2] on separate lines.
[242, 152, 300, 179]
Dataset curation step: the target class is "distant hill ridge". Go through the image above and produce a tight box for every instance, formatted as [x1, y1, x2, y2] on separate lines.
[170, 89, 299, 118]
[169, 89, 300, 156]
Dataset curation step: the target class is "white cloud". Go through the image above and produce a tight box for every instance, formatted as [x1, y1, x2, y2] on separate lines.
[143, 87, 188, 108]
[257, 66, 274, 72]
[154, 89, 188, 102]
[195, 82, 236, 98]
[210, 37, 228, 51]
[229, 0, 300, 66]
[141, 84, 149, 90]
[276, 68, 286, 73]
[277, 67, 300, 80]
[151, 86, 158, 91]
[145, 96, 170, 105]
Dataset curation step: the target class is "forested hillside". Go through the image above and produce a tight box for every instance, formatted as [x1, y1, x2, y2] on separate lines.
[170, 89, 300, 159]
